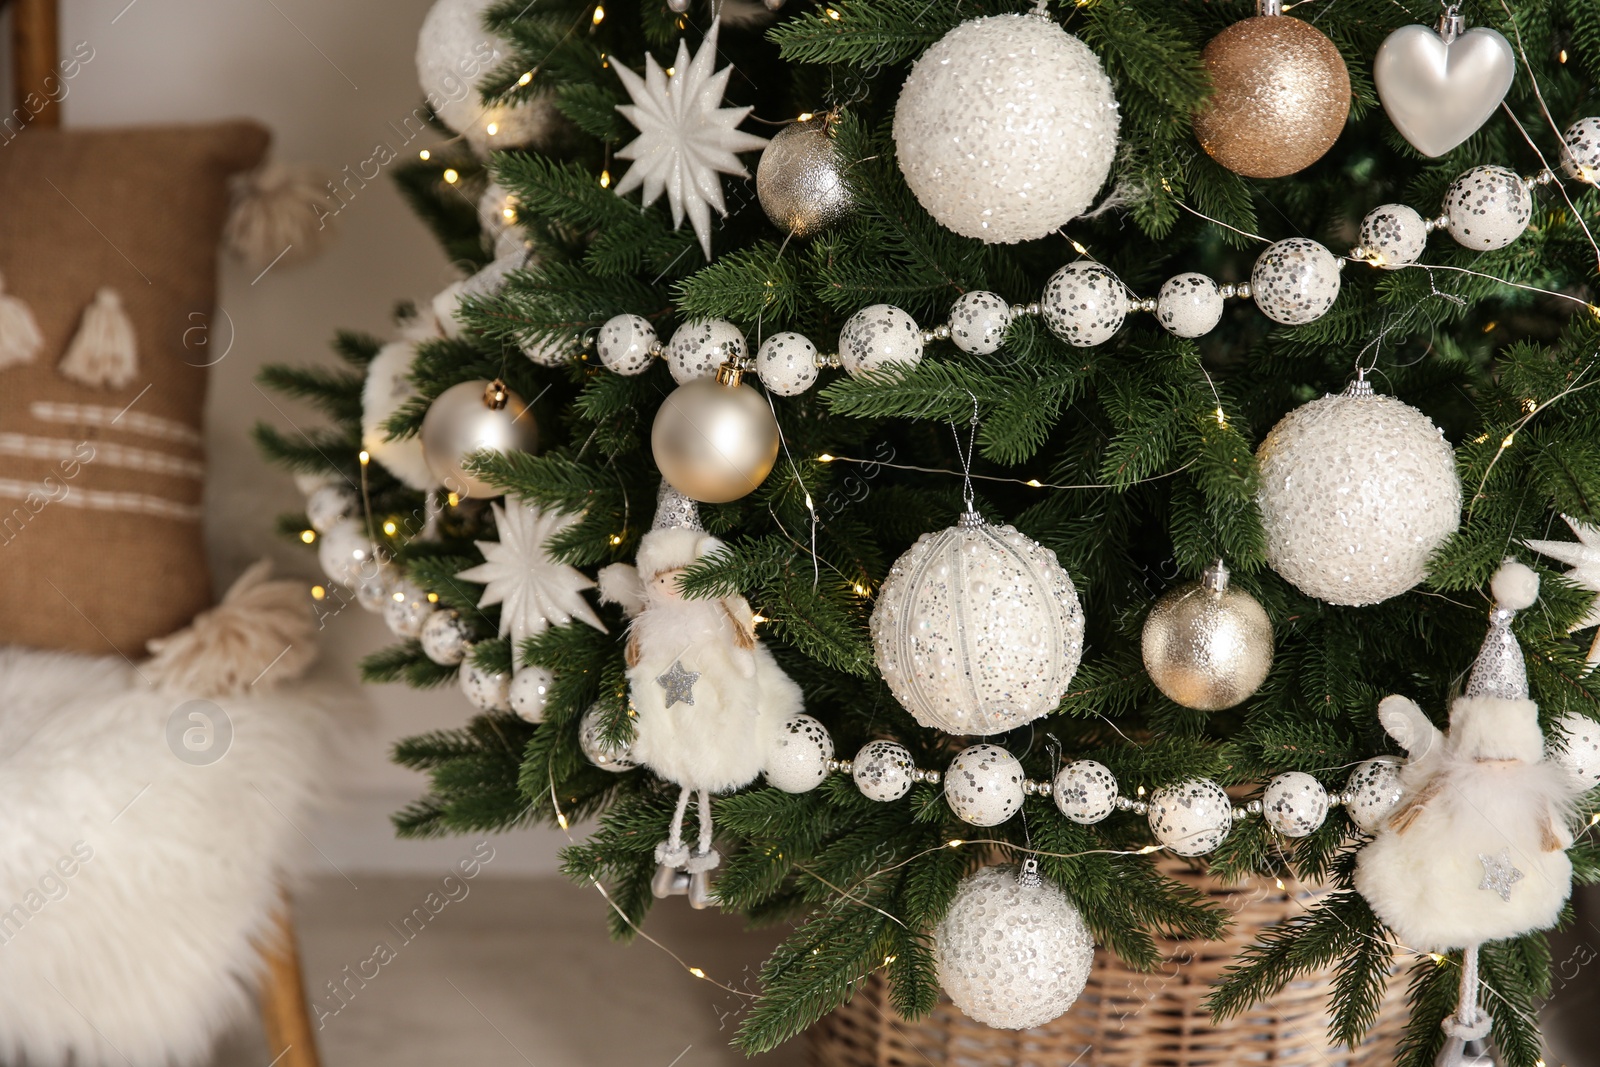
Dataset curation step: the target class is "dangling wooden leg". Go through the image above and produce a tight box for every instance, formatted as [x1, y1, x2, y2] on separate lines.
[259, 893, 322, 1067]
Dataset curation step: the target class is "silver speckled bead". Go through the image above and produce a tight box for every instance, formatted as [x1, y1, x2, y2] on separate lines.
[1343, 757, 1405, 833]
[1147, 778, 1231, 856]
[1560, 117, 1600, 182]
[755, 332, 820, 396]
[509, 665, 554, 723]
[1443, 165, 1533, 251]
[839, 304, 924, 377]
[1041, 262, 1127, 347]
[459, 656, 512, 713]
[1251, 238, 1341, 326]
[1359, 204, 1428, 269]
[420, 609, 475, 666]
[765, 713, 834, 793]
[1261, 771, 1329, 837]
[947, 291, 1014, 355]
[1156, 273, 1224, 338]
[306, 483, 360, 534]
[578, 703, 637, 770]
[854, 740, 916, 802]
[597, 314, 658, 376]
[944, 744, 1025, 826]
[666, 319, 746, 385]
[1052, 760, 1118, 825]
[383, 579, 436, 638]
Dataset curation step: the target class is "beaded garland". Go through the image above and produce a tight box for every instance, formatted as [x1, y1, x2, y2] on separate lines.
[583, 122, 1600, 393]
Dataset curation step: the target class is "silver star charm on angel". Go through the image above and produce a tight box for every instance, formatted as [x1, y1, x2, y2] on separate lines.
[456, 499, 607, 653]
[612, 23, 769, 259]
[1525, 515, 1600, 664]
[1478, 849, 1524, 902]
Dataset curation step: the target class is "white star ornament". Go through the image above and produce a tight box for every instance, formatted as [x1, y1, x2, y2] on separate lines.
[612, 24, 768, 259]
[456, 499, 607, 655]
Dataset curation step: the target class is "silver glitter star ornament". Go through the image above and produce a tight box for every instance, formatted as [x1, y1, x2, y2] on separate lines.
[612, 23, 769, 259]
[1478, 849, 1524, 902]
[656, 660, 700, 707]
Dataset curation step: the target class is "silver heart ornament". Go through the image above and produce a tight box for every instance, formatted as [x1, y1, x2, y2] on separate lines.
[1374, 23, 1515, 157]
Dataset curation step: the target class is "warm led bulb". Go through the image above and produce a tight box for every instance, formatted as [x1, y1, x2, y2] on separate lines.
[418, 149, 431, 161]
[443, 168, 459, 184]
[300, 529, 316, 544]
[485, 122, 499, 137]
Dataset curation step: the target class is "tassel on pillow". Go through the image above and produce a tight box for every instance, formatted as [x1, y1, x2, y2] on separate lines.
[59, 288, 138, 389]
[224, 162, 336, 272]
[144, 560, 319, 698]
[0, 272, 44, 369]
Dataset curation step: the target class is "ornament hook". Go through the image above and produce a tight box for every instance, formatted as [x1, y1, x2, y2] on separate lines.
[1438, 4, 1464, 45]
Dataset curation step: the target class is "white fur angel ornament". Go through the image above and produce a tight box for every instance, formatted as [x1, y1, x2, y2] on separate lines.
[597, 483, 814, 907]
[1354, 560, 1586, 1066]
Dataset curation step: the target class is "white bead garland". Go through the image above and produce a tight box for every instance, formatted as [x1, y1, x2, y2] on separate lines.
[597, 313, 657, 376]
[839, 304, 924, 377]
[853, 740, 916, 802]
[944, 744, 1025, 827]
[383, 579, 436, 638]
[1344, 757, 1406, 834]
[1251, 238, 1342, 326]
[755, 332, 820, 396]
[947, 291, 1014, 355]
[666, 319, 745, 384]
[509, 665, 555, 723]
[1561, 117, 1600, 182]
[459, 656, 513, 712]
[1443, 165, 1532, 251]
[1147, 778, 1232, 856]
[1261, 771, 1329, 838]
[1041, 262, 1127, 347]
[1156, 273, 1224, 338]
[1052, 760, 1118, 825]
[1359, 204, 1427, 269]
[764, 713, 834, 793]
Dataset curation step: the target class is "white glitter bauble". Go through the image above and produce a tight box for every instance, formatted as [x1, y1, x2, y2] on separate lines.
[893, 14, 1119, 244]
[509, 665, 555, 723]
[764, 713, 834, 793]
[1053, 760, 1118, 825]
[948, 291, 1014, 355]
[1560, 117, 1600, 182]
[305, 483, 359, 534]
[318, 520, 379, 586]
[755, 332, 819, 396]
[420, 610, 474, 666]
[384, 579, 436, 638]
[1156, 273, 1223, 338]
[1344, 757, 1405, 833]
[459, 656, 512, 712]
[1549, 713, 1600, 788]
[1444, 165, 1532, 251]
[839, 305, 923, 378]
[933, 865, 1094, 1030]
[1261, 772, 1329, 838]
[597, 314, 658, 377]
[416, 0, 508, 135]
[362, 341, 439, 491]
[852, 740, 916, 802]
[1256, 382, 1461, 606]
[944, 744, 1025, 826]
[1251, 238, 1342, 325]
[578, 703, 637, 771]
[1359, 204, 1427, 269]
[1041, 262, 1127, 347]
[871, 516, 1085, 736]
[1147, 778, 1231, 857]
[667, 319, 746, 384]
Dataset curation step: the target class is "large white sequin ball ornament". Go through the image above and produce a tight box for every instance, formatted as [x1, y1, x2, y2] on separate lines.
[948, 292, 1014, 356]
[840, 305, 924, 378]
[893, 14, 1119, 244]
[1359, 204, 1428, 269]
[578, 704, 637, 771]
[509, 666, 555, 723]
[459, 656, 512, 713]
[667, 319, 746, 384]
[1251, 238, 1342, 326]
[1343, 757, 1405, 834]
[1042, 262, 1127, 347]
[305, 483, 359, 535]
[1261, 772, 1329, 838]
[944, 744, 1025, 826]
[764, 713, 834, 793]
[1053, 760, 1118, 825]
[1550, 713, 1600, 788]
[383, 579, 436, 639]
[1156, 273, 1224, 339]
[934, 865, 1095, 1030]
[1444, 165, 1532, 251]
[1255, 381, 1461, 606]
[755, 332, 819, 396]
[853, 740, 916, 802]
[1560, 117, 1600, 183]
[318, 520, 379, 587]
[1147, 778, 1232, 856]
[597, 314, 657, 377]
[420, 609, 475, 666]
[871, 515, 1085, 736]
[416, 0, 551, 153]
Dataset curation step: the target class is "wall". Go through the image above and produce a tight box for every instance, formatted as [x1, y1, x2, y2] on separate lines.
[1, 0, 571, 874]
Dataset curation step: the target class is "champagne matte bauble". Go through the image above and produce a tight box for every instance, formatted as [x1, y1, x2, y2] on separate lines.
[420, 379, 539, 500]
[651, 371, 780, 504]
[1192, 15, 1351, 179]
[1141, 561, 1273, 711]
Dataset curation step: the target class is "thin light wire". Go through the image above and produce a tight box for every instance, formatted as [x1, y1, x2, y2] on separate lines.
[819, 452, 1195, 491]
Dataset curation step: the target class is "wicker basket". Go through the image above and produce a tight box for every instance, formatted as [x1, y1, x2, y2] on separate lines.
[807, 862, 1406, 1067]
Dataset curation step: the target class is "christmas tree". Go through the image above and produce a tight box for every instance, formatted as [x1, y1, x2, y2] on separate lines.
[258, 1, 1600, 1063]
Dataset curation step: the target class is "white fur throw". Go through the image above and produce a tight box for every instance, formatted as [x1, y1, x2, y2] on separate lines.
[0, 646, 346, 1066]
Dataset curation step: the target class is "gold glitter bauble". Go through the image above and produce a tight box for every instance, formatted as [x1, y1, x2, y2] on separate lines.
[757, 116, 853, 237]
[651, 369, 780, 504]
[1192, 15, 1351, 179]
[1141, 562, 1273, 711]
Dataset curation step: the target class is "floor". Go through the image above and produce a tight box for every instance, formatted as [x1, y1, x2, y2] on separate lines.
[212, 874, 806, 1067]
[192, 878, 1599, 1067]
